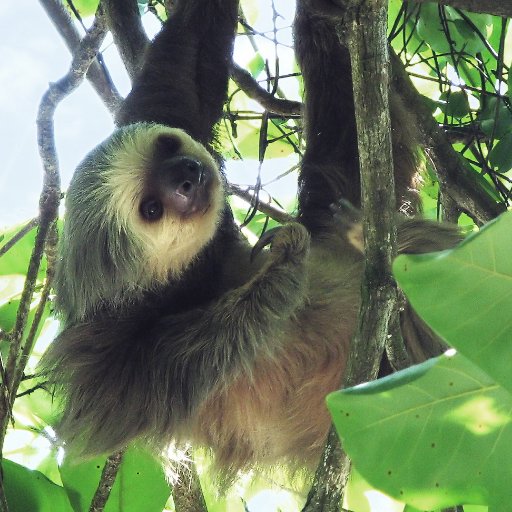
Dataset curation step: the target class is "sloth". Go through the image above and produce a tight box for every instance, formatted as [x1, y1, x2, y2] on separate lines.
[41, 0, 462, 478]
[42, 123, 460, 472]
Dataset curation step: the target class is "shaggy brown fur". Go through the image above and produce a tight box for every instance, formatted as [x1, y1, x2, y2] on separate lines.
[41, 0, 462, 479]
[294, 0, 423, 234]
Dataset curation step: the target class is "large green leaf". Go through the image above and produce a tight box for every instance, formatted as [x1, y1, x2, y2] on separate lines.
[60, 446, 170, 512]
[393, 211, 512, 395]
[3, 459, 72, 512]
[328, 212, 512, 510]
[327, 352, 511, 511]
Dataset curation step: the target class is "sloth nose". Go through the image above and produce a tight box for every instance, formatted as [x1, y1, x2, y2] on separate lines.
[161, 156, 212, 215]
[175, 158, 204, 195]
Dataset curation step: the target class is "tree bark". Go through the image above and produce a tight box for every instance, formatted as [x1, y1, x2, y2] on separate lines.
[303, 0, 401, 509]
[89, 451, 124, 512]
[342, 0, 399, 386]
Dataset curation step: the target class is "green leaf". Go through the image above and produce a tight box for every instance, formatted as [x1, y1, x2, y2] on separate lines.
[387, 0, 403, 30]
[66, 0, 99, 16]
[60, 445, 170, 512]
[479, 97, 512, 138]
[327, 352, 512, 510]
[0, 289, 51, 336]
[452, 12, 492, 54]
[393, 211, 512, 396]
[464, 12, 493, 38]
[417, 4, 450, 54]
[248, 54, 265, 78]
[416, 5, 493, 56]
[235, 121, 296, 159]
[0, 276, 26, 333]
[439, 90, 470, 118]
[464, 163, 503, 203]
[488, 133, 512, 172]
[0, 223, 46, 278]
[3, 459, 71, 512]
[0, 280, 52, 370]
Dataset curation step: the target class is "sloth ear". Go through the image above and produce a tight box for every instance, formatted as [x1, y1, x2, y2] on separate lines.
[154, 133, 182, 158]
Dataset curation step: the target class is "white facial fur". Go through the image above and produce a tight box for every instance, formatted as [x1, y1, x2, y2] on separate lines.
[103, 125, 225, 283]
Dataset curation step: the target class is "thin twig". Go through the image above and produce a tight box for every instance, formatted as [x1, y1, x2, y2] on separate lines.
[229, 183, 294, 224]
[16, 384, 47, 399]
[0, 218, 39, 258]
[231, 64, 303, 116]
[11, 223, 58, 400]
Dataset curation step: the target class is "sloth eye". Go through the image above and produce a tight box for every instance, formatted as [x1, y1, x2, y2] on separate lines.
[140, 198, 164, 221]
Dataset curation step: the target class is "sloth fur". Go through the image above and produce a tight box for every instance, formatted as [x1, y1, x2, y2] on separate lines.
[42, 124, 461, 472]
[41, 0, 463, 478]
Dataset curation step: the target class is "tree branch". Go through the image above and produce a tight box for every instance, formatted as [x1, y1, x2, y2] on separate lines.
[11, 224, 58, 397]
[39, 0, 121, 114]
[231, 64, 303, 116]
[102, 0, 148, 81]
[19, 0, 107, 399]
[229, 183, 294, 224]
[0, 9, 108, 512]
[89, 451, 124, 512]
[172, 449, 208, 512]
[342, 0, 398, 407]
[0, 218, 39, 258]
[301, 427, 350, 512]
[302, 0, 401, 509]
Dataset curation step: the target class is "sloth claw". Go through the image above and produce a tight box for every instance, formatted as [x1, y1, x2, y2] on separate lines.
[251, 223, 310, 262]
[251, 227, 281, 261]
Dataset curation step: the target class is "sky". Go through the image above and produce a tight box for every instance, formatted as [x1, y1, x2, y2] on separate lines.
[0, 1, 299, 229]
[0, 2, 119, 226]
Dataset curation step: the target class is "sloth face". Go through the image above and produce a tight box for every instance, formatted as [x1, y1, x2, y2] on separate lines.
[57, 124, 226, 322]
[101, 125, 225, 282]
[139, 133, 217, 222]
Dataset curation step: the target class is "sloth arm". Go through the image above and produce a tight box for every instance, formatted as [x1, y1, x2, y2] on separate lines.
[151, 223, 310, 407]
[117, 0, 239, 144]
[43, 223, 310, 454]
